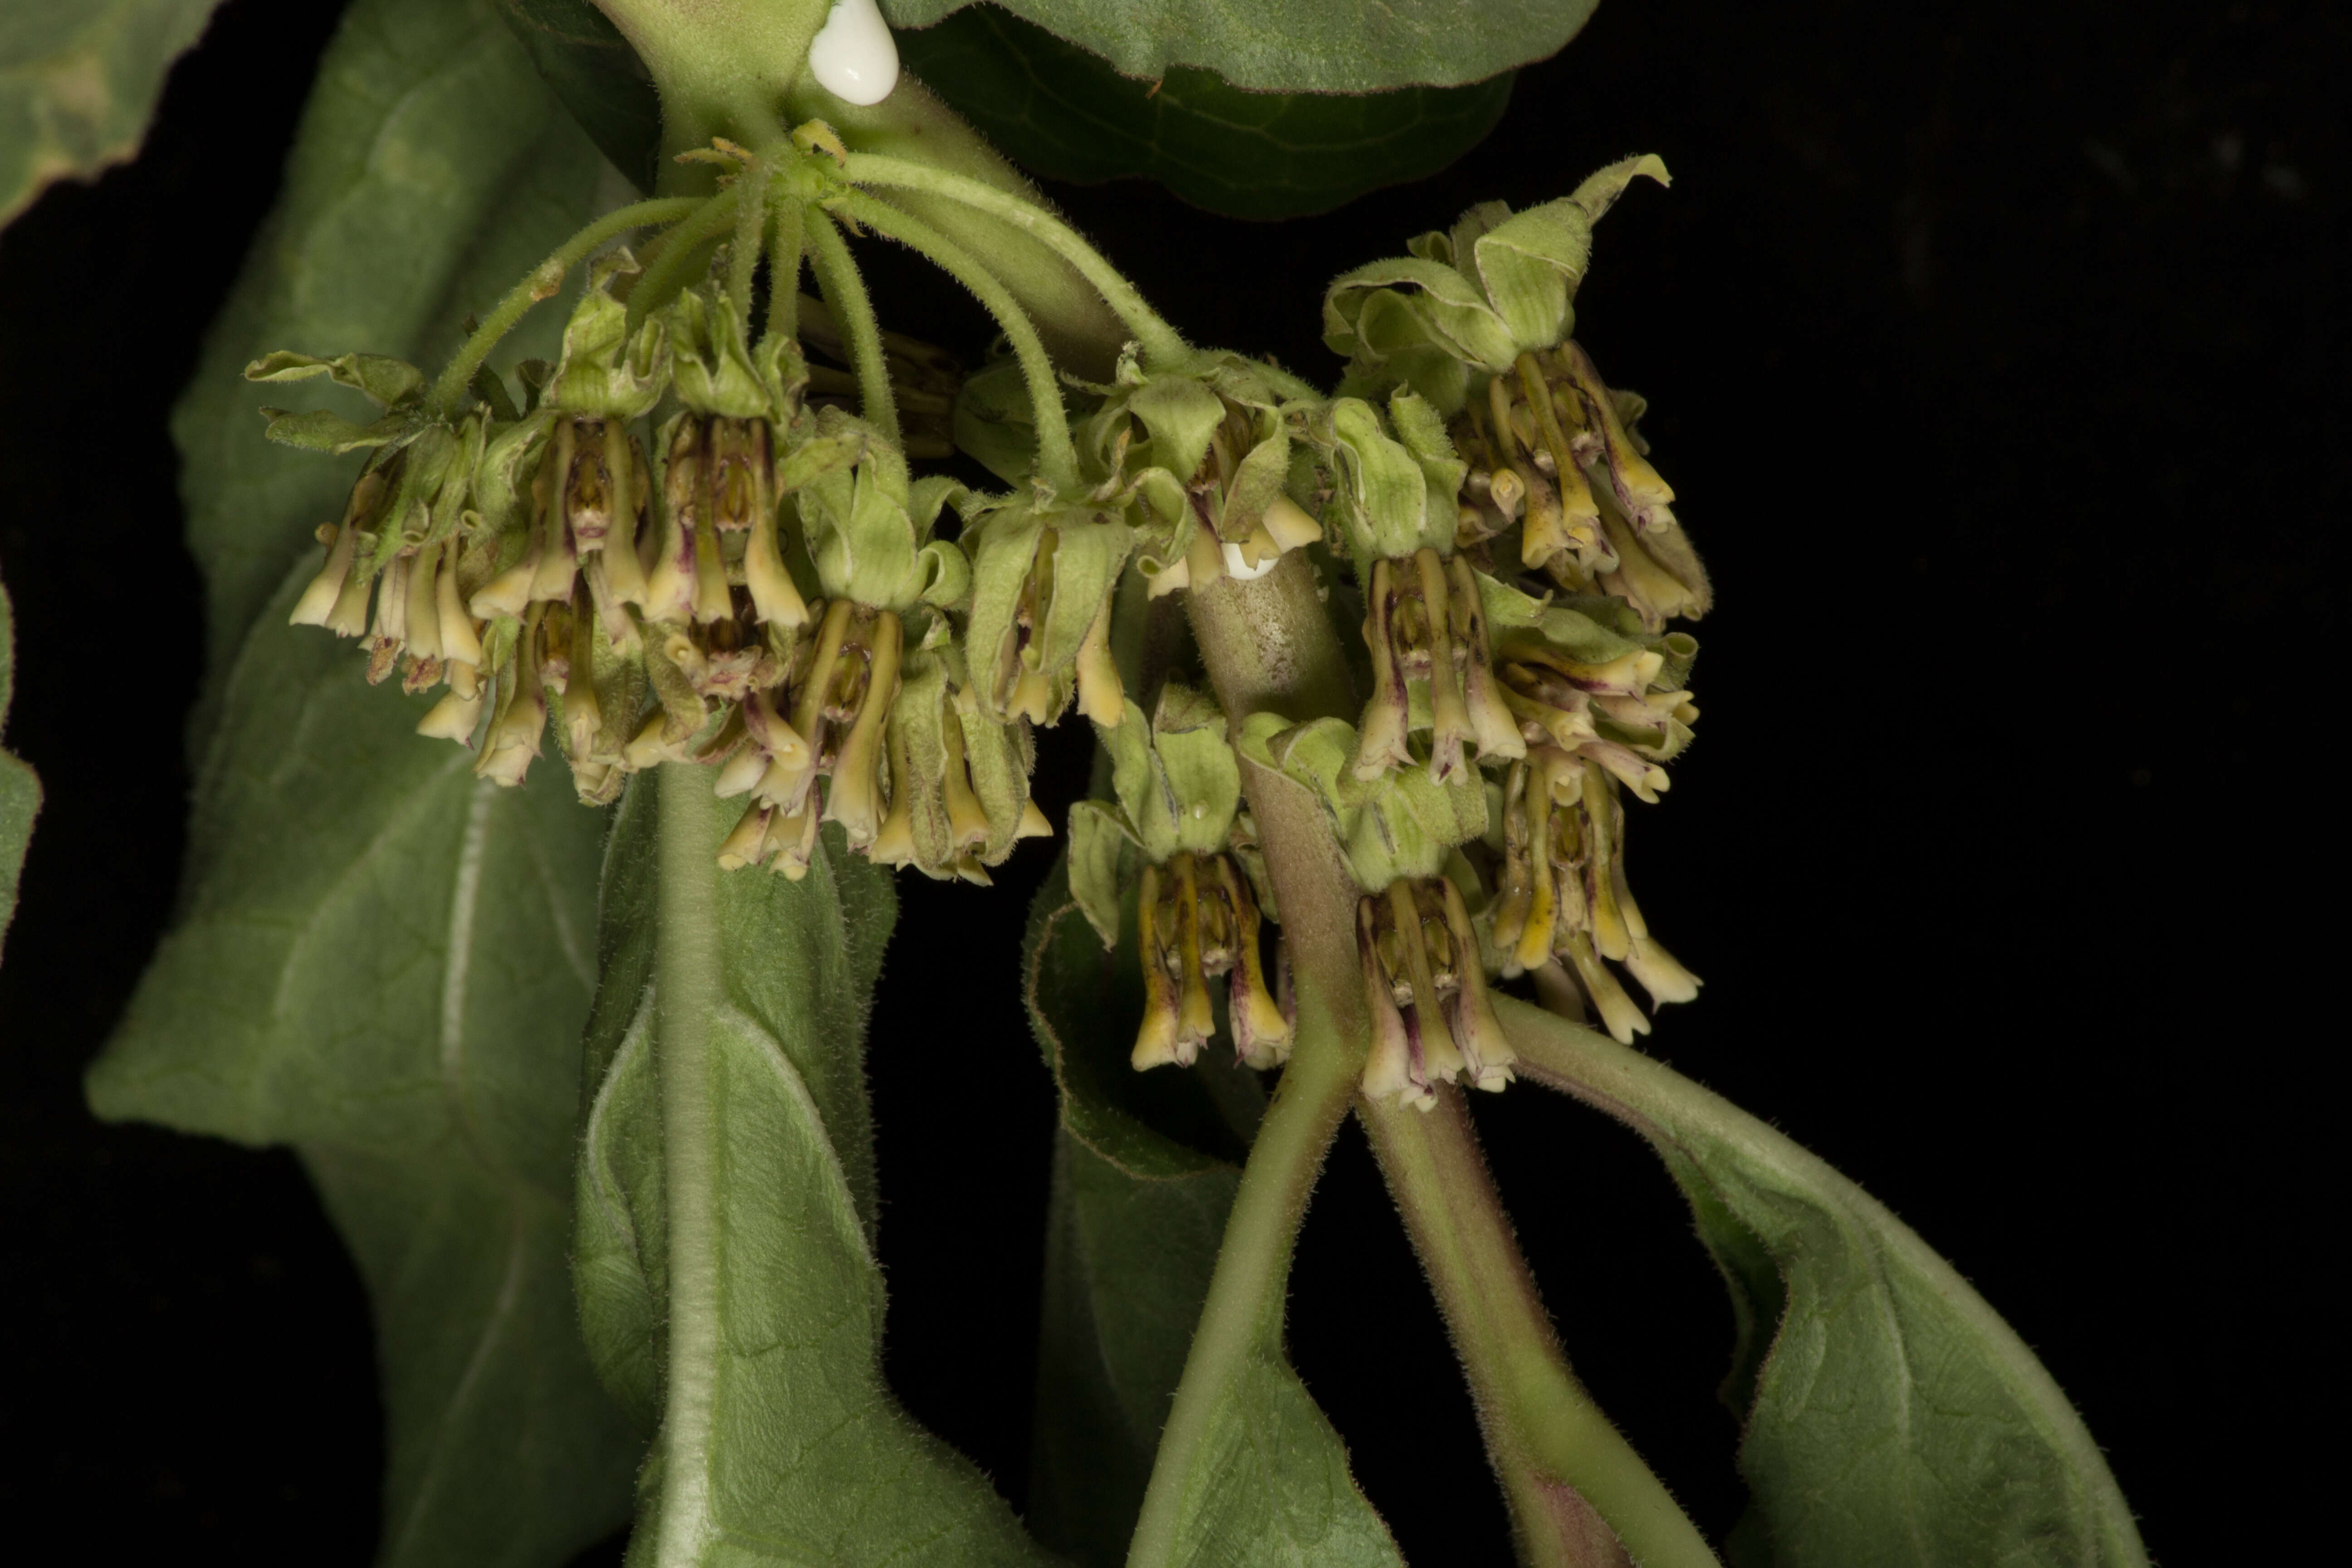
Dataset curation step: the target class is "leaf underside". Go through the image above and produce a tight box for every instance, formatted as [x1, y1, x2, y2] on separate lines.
[574, 780, 1051, 1566]
[1024, 860, 1401, 1566]
[885, 0, 1598, 93]
[1500, 998, 2151, 1568]
[0, 0, 229, 227]
[897, 8, 1516, 221]
[85, 0, 644, 1563]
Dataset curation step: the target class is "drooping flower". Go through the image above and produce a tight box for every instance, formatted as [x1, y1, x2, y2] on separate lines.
[1068, 683, 1293, 1071]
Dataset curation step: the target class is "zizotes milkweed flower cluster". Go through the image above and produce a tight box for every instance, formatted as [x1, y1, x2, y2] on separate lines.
[265, 141, 1709, 1113]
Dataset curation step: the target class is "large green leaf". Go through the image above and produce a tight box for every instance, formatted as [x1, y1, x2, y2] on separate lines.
[495, 0, 660, 193]
[1499, 998, 2150, 1568]
[886, 0, 1597, 93]
[897, 8, 1514, 220]
[1024, 858, 1399, 1567]
[0, 0, 227, 227]
[0, 570, 39, 961]
[573, 768, 1050, 1565]
[84, 0, 643, 1563]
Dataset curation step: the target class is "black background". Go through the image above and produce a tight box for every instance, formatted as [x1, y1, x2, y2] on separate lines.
[0, 0, 2339, 1562]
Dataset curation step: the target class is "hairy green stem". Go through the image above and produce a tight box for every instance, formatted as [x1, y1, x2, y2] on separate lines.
[627, 188, 741, 329]
[804, 206, 899, 451]
[1178, 554, 1705, 1567]
[1361, 1093, 1721, 1568]
[797, 79, 1126, 374]
[841, 152, 1186, 366]
[727, 152, 769, 325]
[590, 0, 823, 168]
[652, 762, 724, 1560]
[427, 196, 701, 415]
[766, 200, 805, 343]
[1121, 963, 1362, 1568]
[839, 191, 1078, 491]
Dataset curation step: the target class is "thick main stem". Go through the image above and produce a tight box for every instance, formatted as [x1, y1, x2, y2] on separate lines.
[652, 763, 724, 1561]
[1361, 1094, 1721, 1568]
[1180, 553, 1707, 1568]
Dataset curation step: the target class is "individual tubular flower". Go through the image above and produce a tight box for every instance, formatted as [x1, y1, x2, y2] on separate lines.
[867, 642, 1048, 883]
[1068, 684, 1292, 1072]
[1359, 876, 1517, 1109]
[1355, 549, 1524, 783]
[962, 493, 1132, 727]
[1063, 346, 1326, 598]
[1486, 745, 1699, 1044]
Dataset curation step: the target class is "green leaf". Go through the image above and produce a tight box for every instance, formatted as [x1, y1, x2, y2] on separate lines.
[886, 0, 1597, 94]
[0, 569, 40, 962]
[85, 0, 645, 1563]
[896, 7, 1514, 220]
[0, 0, 227, 227]
[1024, 857, 1399, 1566]
[493, 0, 660, 193]
[1499, 998, 2151, 1568]
[574, 766, 1051, 1565]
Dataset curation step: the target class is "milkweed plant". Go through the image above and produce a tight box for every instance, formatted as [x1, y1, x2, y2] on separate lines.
[0, 1, 2148, 1565]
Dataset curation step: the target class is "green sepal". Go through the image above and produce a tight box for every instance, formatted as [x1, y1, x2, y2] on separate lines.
[963, 495, 1133, 722]
[547, 250, 667, 419]
[255, 406, 414, 453]
[1309, 393, 1460, 573]
[1323, 155, 1669, 408]
[1238, 712, 1485, 889]
[1077, 347, 1314, 577]
[470, 406, 561, 544]
[664, 282, 806, 419]
[887, 642, 1034, 877]
[1103, 684, 1242, 865]
[1065, 799, 1134, 948]
[357, 419, 475, 580]
[797, 413, 973, 611]
[244, 348, 427, 409]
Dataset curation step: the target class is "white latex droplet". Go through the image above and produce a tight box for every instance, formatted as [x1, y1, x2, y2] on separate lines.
[808, 0, 900, 107]
[1222, 540, 1280, 581]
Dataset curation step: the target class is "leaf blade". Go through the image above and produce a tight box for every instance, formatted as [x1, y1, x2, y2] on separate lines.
[0, 0, 227, 227]
[1024, 859, 1398, 1568]
[576, 770, 1052, 1566]
[1500, 998, 2150, 1568]
[86, 0, 643, 1562]
[884, 0, 1599, 94]
[897, 8, 1515, 220]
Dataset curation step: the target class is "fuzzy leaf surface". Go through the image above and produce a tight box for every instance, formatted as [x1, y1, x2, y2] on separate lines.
[1025, 859, 1397, 1566]
[83, 0, 642, 1563]
[0, 0, 227, 226]
[1500, 998, 2150, 1568]
[897, 8, 1513, 220]
[574, 777, 1051, 1565]
[886, 0, 1597, 93]
[0, 571, 39, 960]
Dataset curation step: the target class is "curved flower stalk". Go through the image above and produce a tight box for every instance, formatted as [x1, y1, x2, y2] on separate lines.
[1067, 683, 1291, 1070]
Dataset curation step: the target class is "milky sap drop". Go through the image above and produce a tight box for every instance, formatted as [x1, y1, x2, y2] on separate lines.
[807, 0, 900, 107]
